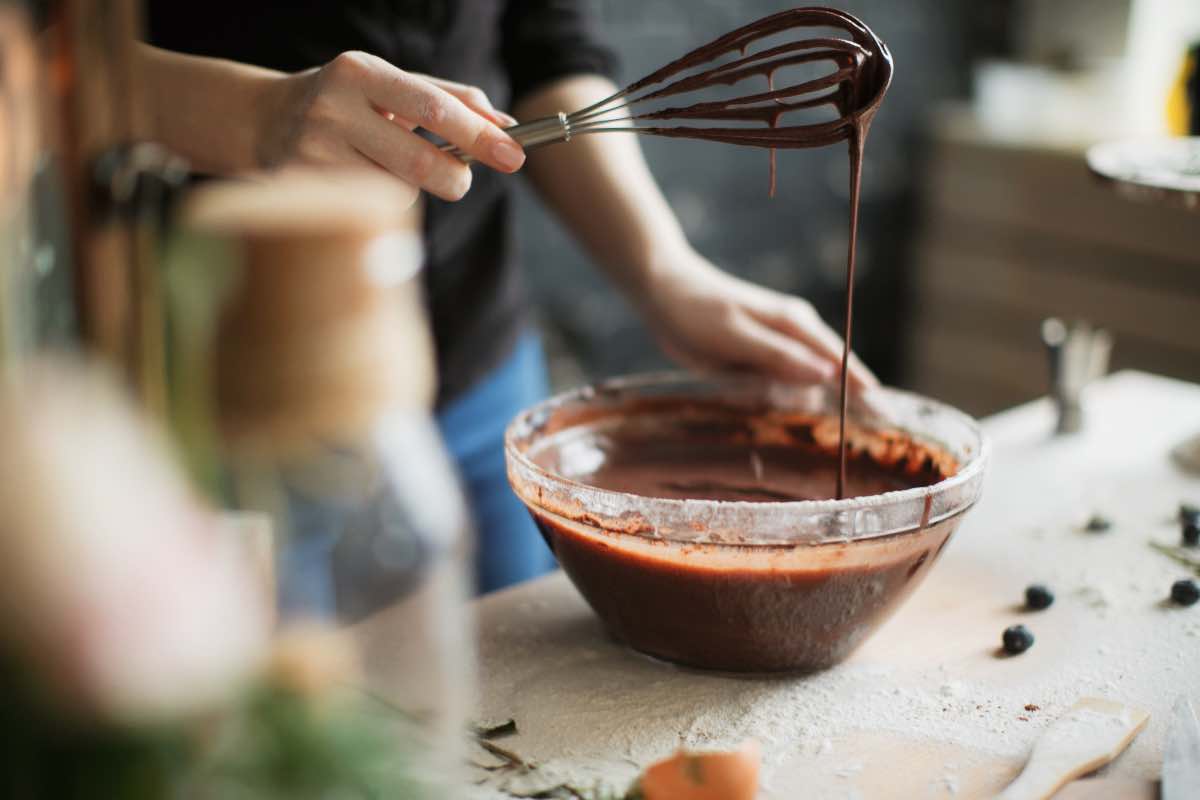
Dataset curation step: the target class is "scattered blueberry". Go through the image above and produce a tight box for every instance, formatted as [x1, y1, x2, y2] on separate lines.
[1025, 585, 1054, 611]
[1002, 624, 1035, 655]
[1171, 579, 1200, 607]
[1181, 503, 1200, 527]
[1084, 515, 1112, 532]
[1184, 522, 1200, 548]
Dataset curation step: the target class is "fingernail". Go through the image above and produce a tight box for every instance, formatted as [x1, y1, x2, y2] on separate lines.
[495, 111, 519, 127]
[491, 138, 526, 171]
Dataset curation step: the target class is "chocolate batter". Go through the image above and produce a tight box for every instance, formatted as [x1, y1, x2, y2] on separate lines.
[535, 509, 959, 672]
[535, 409, 949, 503]
[519, 399, 960, 672]
[607, 7, 893, 498]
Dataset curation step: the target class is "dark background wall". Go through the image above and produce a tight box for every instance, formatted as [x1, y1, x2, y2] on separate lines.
[514, 0, 982, 389]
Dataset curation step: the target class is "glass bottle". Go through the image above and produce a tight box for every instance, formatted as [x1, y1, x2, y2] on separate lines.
[166, 171, 472, 796]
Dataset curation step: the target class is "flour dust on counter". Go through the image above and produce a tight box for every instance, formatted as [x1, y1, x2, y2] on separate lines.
[465, 584, 1074, 799]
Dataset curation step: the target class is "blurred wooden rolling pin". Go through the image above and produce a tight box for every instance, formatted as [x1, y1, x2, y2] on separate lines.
[996, 697, 1150, 800]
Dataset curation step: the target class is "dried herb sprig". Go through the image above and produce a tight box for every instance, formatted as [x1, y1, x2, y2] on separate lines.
[465, 716, 642, 800]
[479, 739, 537, 771]
[505, 782, 643, 800]
[1150, 540, 1200, 577]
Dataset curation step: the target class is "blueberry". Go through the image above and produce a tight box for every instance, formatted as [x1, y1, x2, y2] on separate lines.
[1184, 523, 1200, 548]
[1085, 515, 1112, 532]
[1181, 503, 1200, 526]
[1025, 584, 1054, 611]
[1002, 624, 1035, 655]
[1171, 579, 1200, 607]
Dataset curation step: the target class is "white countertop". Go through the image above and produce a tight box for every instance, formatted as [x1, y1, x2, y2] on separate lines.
[468, 371, 1200, 799]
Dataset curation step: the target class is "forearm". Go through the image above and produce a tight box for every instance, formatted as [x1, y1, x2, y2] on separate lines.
[513, 75, 693, 293]
[516, 77, 877, 390]
[136, 44, 281, 174]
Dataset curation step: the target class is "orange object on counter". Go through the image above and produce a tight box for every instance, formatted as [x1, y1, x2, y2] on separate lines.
[638, 740, 761, 800]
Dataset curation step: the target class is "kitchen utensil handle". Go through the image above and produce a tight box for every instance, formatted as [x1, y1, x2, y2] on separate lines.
[995, 760, 1075, 800]
[996, 698, 1149, 800]
[440, 112, 570, 164]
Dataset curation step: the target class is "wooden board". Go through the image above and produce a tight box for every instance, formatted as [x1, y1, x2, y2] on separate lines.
[470, 372, 1200, 799]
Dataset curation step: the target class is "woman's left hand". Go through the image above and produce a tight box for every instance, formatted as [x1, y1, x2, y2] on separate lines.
[635, 248, 879, 392]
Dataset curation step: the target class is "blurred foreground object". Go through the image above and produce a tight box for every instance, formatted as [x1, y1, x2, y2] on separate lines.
[0, 364, 450, 796]
[0, 359, 268, 723]
[1041, 317, 1112, 434]
[171, 169, 473, 795]
[44, 0, 188, 411]
[0, 359, 336, 798]
[0, 3, 37, 220]
[0, 3, 39, 374]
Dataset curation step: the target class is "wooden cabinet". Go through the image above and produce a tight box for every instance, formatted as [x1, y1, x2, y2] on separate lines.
[903, 112, 1200, 416]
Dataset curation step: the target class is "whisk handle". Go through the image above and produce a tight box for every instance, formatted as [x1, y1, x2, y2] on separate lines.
[440, 112, 571, 164]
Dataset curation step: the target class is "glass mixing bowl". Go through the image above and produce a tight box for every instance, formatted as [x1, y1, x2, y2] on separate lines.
[505, 374, 988, 672]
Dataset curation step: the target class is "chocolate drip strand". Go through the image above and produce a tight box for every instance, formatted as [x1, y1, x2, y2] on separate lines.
[838, 129, 867, 500]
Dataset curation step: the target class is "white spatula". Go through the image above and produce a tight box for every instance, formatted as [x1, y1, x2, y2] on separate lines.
[996, 697, 1150, 800]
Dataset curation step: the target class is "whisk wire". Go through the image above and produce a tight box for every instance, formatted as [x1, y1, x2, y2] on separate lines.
[439, 8, 891, 163]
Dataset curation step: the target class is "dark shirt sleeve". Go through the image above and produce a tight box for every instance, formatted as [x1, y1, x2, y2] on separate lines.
[501, 0, 619, 106]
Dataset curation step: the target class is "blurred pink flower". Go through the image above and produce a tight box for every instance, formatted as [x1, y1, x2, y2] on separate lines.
[0, 361, 270, 723]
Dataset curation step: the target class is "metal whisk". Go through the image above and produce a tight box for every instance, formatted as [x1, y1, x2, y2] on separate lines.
[442, 7, 892, 163]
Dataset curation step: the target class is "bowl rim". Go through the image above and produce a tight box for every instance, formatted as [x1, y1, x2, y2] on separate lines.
[504, 371, 990, 544]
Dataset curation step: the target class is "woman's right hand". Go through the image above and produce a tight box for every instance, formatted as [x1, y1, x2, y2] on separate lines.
[258, 51, 525, 200]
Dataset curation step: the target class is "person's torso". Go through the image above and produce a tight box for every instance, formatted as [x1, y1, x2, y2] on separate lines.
[148, 1, 506, 97]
